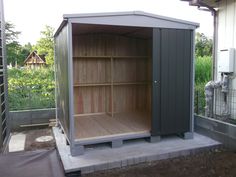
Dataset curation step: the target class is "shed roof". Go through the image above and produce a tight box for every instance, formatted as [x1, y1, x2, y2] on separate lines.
[55, 11, 199, 37]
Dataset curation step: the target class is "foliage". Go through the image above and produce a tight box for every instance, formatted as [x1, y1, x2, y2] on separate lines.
[8, 67, 55, 110]
[5, 22, 32, 66]
[5, 22, 21, 44]
[34, 25, 55, 66]
[194, 56, 212, 115]
[195, 56, 212, 84]
[195, 32, 213, 57]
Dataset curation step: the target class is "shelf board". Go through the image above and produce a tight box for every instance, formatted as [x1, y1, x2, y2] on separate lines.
[114, 82, 148, 86]
[74, 83, 111, 87]
[73, 82, 148, 87]
[113, 56, 149, 59]
[73, 56, 111, 59]
[73, 56, 149, 59]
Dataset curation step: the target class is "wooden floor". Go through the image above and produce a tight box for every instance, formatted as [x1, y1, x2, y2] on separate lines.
[74, 112, 151, 141]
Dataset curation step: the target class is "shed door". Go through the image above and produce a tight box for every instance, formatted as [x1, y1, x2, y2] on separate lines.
[152, 28, 193, 136]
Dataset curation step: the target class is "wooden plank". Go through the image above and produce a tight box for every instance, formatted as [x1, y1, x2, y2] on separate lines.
[74, 83, 111, 87]
[74, 112, 107, 117]
[113, 82, 148, 86]
[74, 87, 108, 114]
[111, 57, 114, 117]
[74, 116, 110, 139]
[74, 113, 151, 140]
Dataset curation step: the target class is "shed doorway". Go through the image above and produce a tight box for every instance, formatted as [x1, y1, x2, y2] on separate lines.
[72, 24, 153, 142]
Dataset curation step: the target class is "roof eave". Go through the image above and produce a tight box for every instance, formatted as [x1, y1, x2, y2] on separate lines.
[63, 11, 199, 28]
[54, 19, 68, 38]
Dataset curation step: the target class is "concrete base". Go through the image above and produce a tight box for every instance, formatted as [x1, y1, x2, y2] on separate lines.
[111, 139, 123, 148]
[195, 115, 236, 150]
[148, 136, 161, 143]
[70, 144, 85, 156]
[53, 127, 222, 174]
[182, 132, 194, 139]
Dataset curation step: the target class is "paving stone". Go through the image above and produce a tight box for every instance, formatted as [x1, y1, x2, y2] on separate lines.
[53, 127, 222, 174]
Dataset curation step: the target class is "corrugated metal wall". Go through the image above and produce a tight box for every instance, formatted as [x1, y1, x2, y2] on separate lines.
[152, 28, 192, 135]
[55, 24, 70, 139]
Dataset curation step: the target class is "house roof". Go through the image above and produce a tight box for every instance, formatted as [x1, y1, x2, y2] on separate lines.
[55, 11, 199, 37]
[24, 51, 46, 64]
[181, 0, 221, 8]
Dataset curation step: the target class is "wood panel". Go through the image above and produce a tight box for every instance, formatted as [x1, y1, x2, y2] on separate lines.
[72, 33, 151, 116]
[74, 112, 150, 140]
[72, 34, 149, 57]
[113, 85, 149, 113]
[73, 58, 111, 84]
[74, 86, 111, 114]
[113, 58, 148, 83]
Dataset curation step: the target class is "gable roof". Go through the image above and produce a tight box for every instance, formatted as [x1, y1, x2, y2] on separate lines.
[181, 0, 220, 8]
[24, 51, 46, 64]
[55, 11, 199, 37]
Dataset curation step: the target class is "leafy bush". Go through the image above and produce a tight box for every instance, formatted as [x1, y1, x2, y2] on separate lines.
[195, 56, 212, 84]
[8, 67, 55, 110]
[194, 56, 212, 115]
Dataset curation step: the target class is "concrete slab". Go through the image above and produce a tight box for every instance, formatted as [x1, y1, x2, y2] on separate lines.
[53, 127, 222, 174]
[9, 133, 26, 152]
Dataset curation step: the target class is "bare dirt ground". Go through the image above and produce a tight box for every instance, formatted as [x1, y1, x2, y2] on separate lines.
[83, 149, 236, 177]
[12, 129, 236, 177]
[22, 127, 55, 151]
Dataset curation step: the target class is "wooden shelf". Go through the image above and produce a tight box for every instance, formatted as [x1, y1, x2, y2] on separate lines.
[73, 56, 111, 59]
[114, 82, 148, 86]
[74, 83, 111, 87]
[73, 82, 148, 87]
[73, 56, 149, 59]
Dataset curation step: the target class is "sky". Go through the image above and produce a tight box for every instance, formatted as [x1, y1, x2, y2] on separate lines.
[4, 0, 213, 45]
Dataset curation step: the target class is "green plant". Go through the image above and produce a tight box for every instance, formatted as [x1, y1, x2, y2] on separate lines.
[194, 56, 212, 115]
[195, 56, 212, 84]
[8, 67, 55, 110]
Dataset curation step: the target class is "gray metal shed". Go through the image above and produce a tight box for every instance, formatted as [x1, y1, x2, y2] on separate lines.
[54, 11, 199, 156]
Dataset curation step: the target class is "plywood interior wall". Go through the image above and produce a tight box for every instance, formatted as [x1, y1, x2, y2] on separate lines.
[72, 33, 152, 116]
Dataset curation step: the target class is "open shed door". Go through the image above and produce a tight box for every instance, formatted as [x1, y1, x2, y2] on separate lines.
[0, 0, 10, 153]
[152, 28, 193, 136]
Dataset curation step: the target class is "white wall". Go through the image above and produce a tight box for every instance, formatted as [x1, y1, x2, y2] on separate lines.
[215, 0, 236, 119]
[216, 0, 236, 81]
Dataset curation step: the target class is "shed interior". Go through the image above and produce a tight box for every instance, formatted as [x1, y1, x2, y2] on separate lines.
[72, 24, 153, 142]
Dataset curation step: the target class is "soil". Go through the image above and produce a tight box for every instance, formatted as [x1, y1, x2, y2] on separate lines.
[83, 149, 236, 177]
[20, 128, 55, 151]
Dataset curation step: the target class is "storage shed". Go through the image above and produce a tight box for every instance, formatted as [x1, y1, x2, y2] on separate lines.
[54, 11, 199, 155]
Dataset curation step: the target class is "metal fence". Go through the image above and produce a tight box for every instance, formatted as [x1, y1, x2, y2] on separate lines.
[195, 87, 236, 124]
[8, 85, 55, 111]
[194, 88, 205, 116]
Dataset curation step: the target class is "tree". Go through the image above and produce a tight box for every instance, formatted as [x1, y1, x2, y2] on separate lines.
[195, 32, 213, 57]
[5, 22, 22, 65]
[5, 22, 21, 44]
[5, 22, 32, 66]
[34, 25, 54, 66]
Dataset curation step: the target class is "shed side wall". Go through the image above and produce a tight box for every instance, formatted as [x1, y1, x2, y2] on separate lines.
[55, 24, 70, 139]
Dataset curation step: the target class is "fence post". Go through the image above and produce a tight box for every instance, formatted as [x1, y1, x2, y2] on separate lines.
[196, 90, 199, 115]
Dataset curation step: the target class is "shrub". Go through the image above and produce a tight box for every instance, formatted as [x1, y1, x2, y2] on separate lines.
[8, 67, 55, 110]
[194, 56, 212, 115]
[195, 56, 212, 84]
